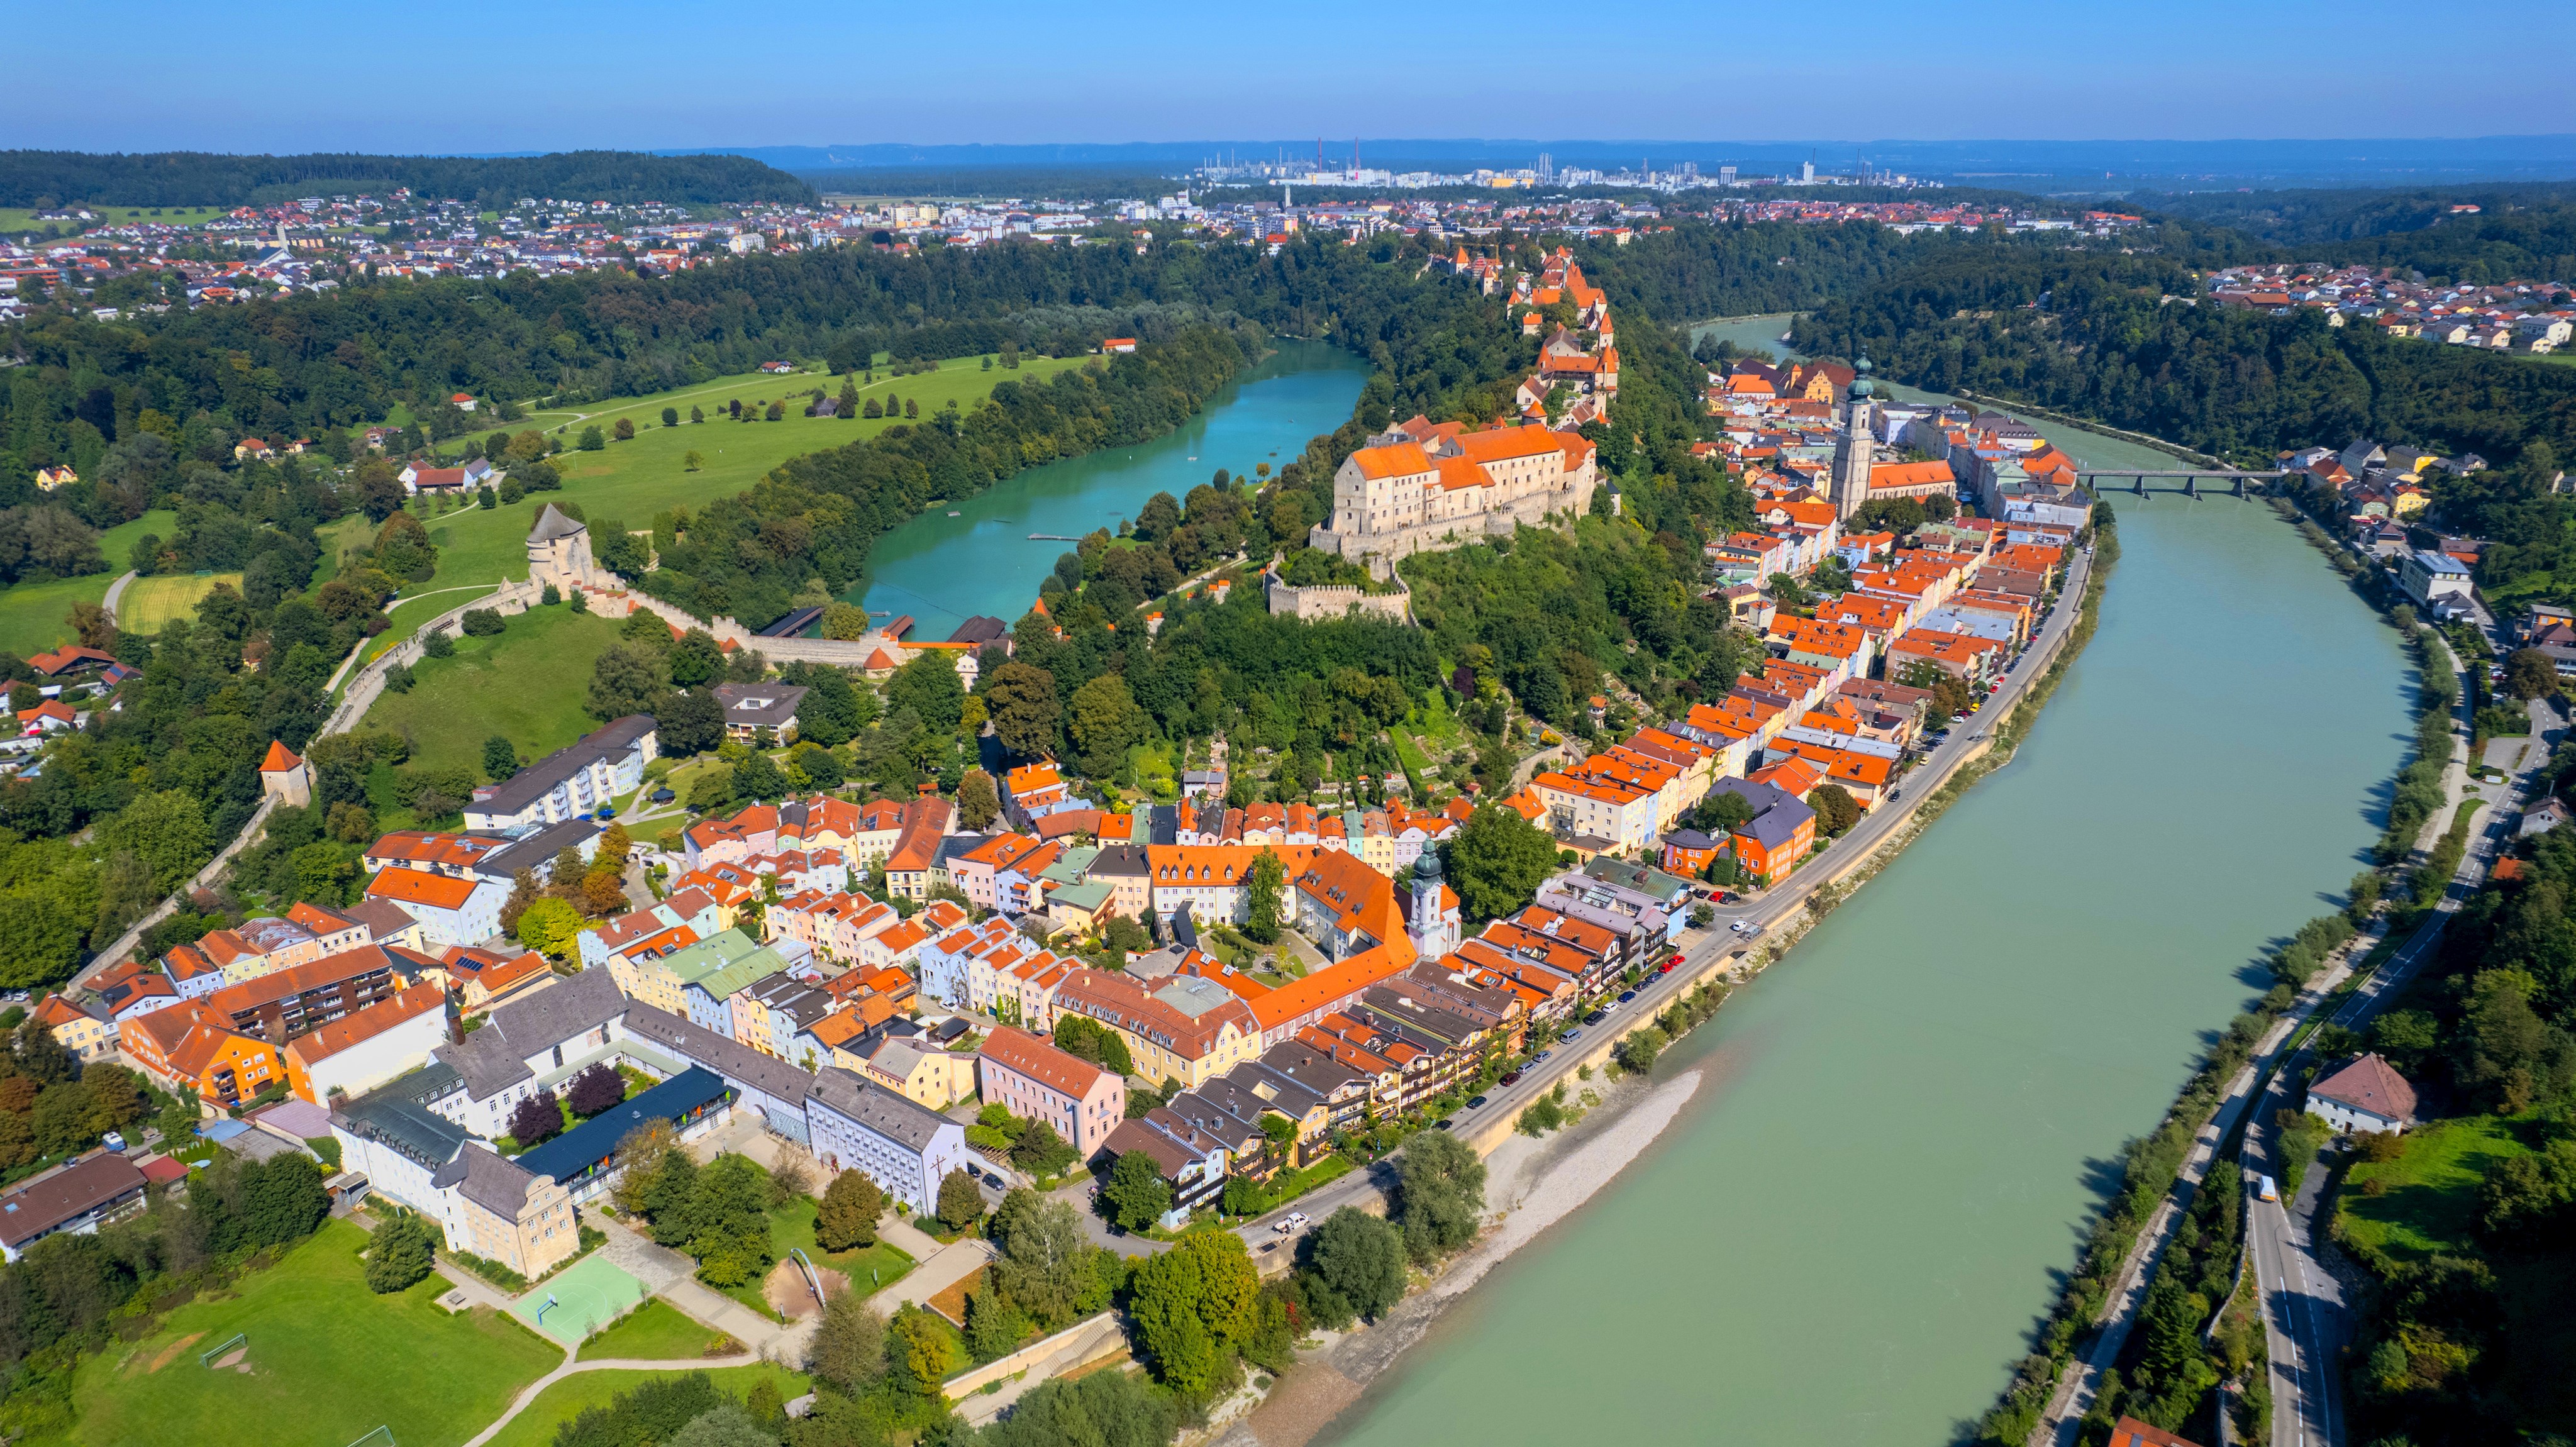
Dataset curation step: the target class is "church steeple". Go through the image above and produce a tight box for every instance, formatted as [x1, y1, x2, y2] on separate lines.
[1830, 354, 1878, 522]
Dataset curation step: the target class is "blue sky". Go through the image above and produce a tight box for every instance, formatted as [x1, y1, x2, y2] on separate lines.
[21, 0, 2574, 153]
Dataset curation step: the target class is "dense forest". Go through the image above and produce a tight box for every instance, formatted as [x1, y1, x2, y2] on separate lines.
[0, 149, 815, 209]
[1790, 240, 2576, 467]
[2147, 184, 2576, 283]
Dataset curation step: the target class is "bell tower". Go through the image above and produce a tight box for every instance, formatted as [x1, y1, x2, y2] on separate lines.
[1830, 355, 1879, 522]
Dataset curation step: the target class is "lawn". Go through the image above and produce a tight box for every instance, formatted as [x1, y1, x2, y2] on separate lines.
[67, 1217, 558, 1447]
[767, 1194, 916, 1295]
[359, 603, 627, 782]
[0, 205, 226, 238]
[340, 353, 1086, 655]
[0, 509, 177, 657]
[2338, 1112, 2538, 1262]
[577, 1297, 741, 1361]
[117, 572, 243, 634]
[481, 1363, 809, 1447]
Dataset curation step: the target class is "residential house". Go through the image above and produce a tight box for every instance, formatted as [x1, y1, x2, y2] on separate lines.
[280, 983, 450, 1105]
[2306, 1053, 2418, 1135]
[977, 1025, 1126, 1158]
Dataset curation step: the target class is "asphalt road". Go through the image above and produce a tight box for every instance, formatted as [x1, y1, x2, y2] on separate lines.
[2241, 694, 2558, 1447]
[1230, 545, 2099, 1257]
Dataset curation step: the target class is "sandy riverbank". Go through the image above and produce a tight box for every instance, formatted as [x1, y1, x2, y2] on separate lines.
[1206, 1065, 1707, 1447]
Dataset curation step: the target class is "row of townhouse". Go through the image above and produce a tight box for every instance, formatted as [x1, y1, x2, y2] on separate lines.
[358, 818, 604, 948]
[1168, 795, 1466, 877]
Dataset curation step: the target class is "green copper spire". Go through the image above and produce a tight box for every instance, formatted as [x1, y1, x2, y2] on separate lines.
[1850, 353, 1875, 400]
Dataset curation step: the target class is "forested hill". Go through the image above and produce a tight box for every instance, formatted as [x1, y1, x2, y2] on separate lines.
[1790, 236, 2576, 469]
[0, 150, 816, 208]
[2146, 183, 2576, 282]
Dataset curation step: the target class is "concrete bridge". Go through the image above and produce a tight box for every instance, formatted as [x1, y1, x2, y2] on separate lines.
[2076, 469, 2287, 499]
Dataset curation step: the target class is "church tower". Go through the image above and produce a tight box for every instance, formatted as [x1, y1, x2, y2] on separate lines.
[1405, 849, 1458, 962]
[1829, 355, 1879, 522]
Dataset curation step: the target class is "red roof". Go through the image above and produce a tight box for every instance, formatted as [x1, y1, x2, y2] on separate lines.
[259, 740, 302, 773]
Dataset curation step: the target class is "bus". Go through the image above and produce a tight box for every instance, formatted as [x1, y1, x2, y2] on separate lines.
[2257, 1175, 2280, 1204]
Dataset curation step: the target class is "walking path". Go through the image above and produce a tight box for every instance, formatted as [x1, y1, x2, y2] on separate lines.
[459, 1350, 767, 1447]
[99, 570, 136, 625]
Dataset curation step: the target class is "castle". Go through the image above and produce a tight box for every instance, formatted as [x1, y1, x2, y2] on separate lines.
[1306, 418, 1599, 573]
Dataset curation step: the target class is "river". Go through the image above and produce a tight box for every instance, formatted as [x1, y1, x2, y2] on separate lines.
[843, 338, 1369, 638]
[1312, 317, 2414, 1446]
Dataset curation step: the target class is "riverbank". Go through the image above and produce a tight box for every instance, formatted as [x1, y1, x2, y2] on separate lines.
[1197, 488, 2124, 1447]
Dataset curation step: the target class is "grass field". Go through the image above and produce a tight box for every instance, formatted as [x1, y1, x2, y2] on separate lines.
[359, 603, 626, 780]
[768, 1195, 916, 1294]
[482, 1363, 809, 1447]
[66, 1217, 558, 1447]
[2338, 1111, 2538, 1262]
[339, 355, 1085, 653]
[577, 1297, 740, 1361]
[0, 510, 177, 658]
[117, 572, 243, 634]
[1, 206, 227, 238]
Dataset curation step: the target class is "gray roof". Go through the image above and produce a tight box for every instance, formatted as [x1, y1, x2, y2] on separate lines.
[431, 1143, 540, 1217]
[333, 1065, 473, 1169]
[1151, 975, 1240, 1020]
[1089, 843, 1151, 879]
[1252, 1040, 1372, 1100]
[712, 682, 811, 729]
[528, 503, 586, 543]
[619, 1002, 819, 1106]
[480, 818, 604, 882]
[806, 1065, 956, 1153]
[433, 967, 625, 1100]
[474, 716, 655, 820]
[1702, 778, 1814, 850]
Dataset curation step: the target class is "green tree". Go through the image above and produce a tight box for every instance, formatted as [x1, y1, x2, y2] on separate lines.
[662, 407, 680, 427]
[2506, 648, 2558, 701]
[890, 1303, 957, 1393]
[1129, 1231, 1258, 1393]
[820, 601, 870, 640]
[984, 661, 1062, 758]
[96, 790, 213, 894]
[980, 1370, 1179, 1447]
[587, 642, 667, 723]
[667, 1404, 767, 1447]
[1067, 672, 1145, 778]
[957, 768, 1001, 829]
[682, 449, 704, 472]
[1102, 1149, 1172, 1232]
[1243, 846, 1286, 943]
[987, 1187, 1098, 1329]
[515, 896, 583, 958]
[732, 751, 787, 803]
[482, 735, 518, 782]
[886, 650, 965, 733]
[364, 1212, 437, 1294]
[1443, 803, 1559, 922]
[1806, 784, 1860, 837]
[805, 1287, 887, 1393]
[936, 1166, 984, 1232]
[1393, 1128, 1486, 1263]
[612, 418, 635, 442]
[816, 1168, 883, 1251]
[1055, 1015, 1135, 1077]
[1306, 1207, 1407, 1322]
[964, 1286, 1030, 1360]
[578, 424, 605, 451]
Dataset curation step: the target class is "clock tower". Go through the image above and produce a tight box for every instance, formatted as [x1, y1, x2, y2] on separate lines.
[1830, 355, 1879, 522]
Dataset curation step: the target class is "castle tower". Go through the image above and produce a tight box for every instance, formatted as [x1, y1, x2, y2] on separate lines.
[526, 503, 601, 594]
[258, 740, 310, 807]
[1829, 354, 1879, 522]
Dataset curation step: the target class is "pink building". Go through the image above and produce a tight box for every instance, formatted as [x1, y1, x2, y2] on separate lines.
[976, 1025, 1126, 1158]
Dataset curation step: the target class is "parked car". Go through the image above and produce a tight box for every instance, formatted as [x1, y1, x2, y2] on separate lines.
[1582, 1010, 1607, 1026]
[1531, 1050, 1553, 1065]
[1434, 1119, 1453, 1131]
[1499, 1069, 1523, 1085]
[1560, 1029, 1583, 1043]
[1467, 1094, 1489, 1109]
[1618, 989, 1638, 1003]
[1659, 960, 1678, 974]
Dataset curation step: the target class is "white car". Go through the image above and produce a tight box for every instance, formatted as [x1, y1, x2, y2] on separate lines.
[1728, 919, 1750, 934]
[1275, 1212, 1310, 1233]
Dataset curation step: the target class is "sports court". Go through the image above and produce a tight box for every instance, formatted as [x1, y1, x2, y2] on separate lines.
[509, 1254, 650, 1346]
